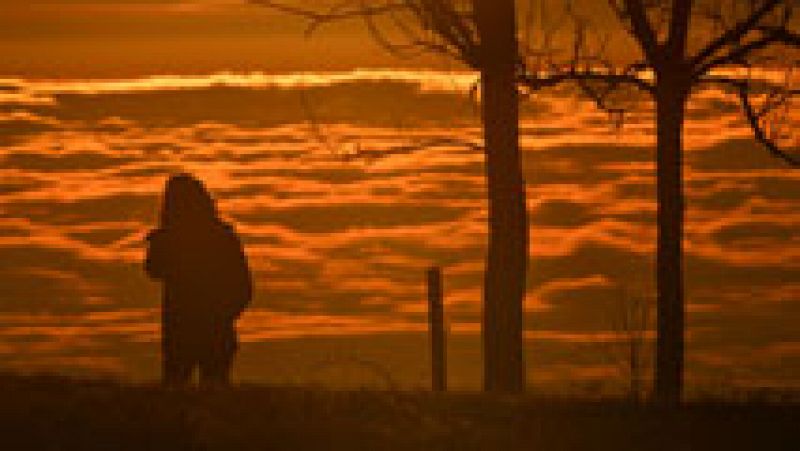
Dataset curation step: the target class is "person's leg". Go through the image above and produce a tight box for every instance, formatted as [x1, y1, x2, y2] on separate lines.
[163, 355, 193, 387]
[199, 320, 236, 387]
[163, 315, 194, 387]
[199, 356, 232, 387]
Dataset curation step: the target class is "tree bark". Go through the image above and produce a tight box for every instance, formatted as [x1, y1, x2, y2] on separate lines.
[474, 0, 528, 393]
[654, 77, 688, 406]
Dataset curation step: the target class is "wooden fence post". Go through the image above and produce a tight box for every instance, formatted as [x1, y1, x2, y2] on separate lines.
[427, 266, 446, 392]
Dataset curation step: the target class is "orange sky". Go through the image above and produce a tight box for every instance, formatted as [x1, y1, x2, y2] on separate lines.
[0, 0, 455, 78]
[1, 1, 799, 390]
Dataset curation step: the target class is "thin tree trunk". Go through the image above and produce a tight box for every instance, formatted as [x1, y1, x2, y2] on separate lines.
[474, 0, 528, 393]
[654, 80, 688, 405]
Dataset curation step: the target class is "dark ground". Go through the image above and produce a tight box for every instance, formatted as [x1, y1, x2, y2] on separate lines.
[2, 373, 798, 450]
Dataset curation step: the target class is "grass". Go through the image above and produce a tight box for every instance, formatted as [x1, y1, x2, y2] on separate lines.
[1, 372, 798, 450]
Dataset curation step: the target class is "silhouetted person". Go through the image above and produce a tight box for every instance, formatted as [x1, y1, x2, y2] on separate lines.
[145, 174, 252, 387]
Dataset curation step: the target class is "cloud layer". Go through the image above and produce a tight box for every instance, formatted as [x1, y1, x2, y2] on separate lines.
[0, 70, 798, 391]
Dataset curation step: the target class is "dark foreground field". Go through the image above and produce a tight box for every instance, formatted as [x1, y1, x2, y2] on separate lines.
[2, 373, 798, 451]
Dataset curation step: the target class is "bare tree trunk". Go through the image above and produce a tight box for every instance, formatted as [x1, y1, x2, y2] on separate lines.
[654, 76, 688, 405]
[474, 0, 527, 393]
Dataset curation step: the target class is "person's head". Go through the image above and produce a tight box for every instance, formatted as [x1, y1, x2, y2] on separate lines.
[160, 173, 219, 228]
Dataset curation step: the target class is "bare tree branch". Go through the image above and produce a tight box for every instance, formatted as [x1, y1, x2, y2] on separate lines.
[703, 75, 800, 166]
[690, 0, 784, 70]
[667, 0, 694, 58]
[520, 67, 654, 94]
[738, 86, 800, 166]
[254, 0, 800, 166]
[620, 0, 663, 60]
[759, 23, 800, 46]
[249, 0, 407, 36]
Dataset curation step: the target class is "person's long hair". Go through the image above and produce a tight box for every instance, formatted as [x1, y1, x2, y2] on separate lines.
[159, 173, 219, 229]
